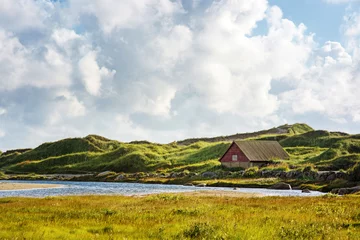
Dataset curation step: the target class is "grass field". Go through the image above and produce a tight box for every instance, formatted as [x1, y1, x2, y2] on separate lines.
[0, 194, 359, 239]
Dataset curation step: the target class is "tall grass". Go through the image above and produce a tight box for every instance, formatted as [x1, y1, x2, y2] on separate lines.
[0, 195, 358, 239]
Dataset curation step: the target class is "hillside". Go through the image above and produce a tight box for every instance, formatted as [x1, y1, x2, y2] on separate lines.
[0, 123, 359, 174]
[177, 123, 313, 145]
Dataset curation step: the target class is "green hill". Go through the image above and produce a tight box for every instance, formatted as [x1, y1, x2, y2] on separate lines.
[177, 123, 313, 145]
[1, 123, 359, 174]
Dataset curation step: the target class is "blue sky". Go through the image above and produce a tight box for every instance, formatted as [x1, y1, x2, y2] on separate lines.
[1, 0, 360, 150]
[271, 0, 347, 43]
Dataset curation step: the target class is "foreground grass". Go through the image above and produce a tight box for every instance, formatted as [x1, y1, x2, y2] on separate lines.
[0, 194, 359, 239]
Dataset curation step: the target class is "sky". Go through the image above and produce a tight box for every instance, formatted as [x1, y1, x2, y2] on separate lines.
[1, 0, 360, 150]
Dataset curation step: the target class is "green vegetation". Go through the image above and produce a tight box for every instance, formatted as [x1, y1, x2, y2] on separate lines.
[0, 194, 359, 239]
[0, 137, 229, 174]
[1, 123, 360, 176]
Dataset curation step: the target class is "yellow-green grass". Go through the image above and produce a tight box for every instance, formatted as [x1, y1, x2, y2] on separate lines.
[0, 194, 359, 239]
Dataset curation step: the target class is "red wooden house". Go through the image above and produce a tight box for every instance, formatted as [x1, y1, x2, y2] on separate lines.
[219, 140, 289, 169]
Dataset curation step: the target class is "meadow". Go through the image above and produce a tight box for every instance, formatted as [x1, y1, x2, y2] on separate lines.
[0, 194, 359, 239]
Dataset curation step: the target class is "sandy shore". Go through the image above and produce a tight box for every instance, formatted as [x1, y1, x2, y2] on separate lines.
[0, 182, 63, 190]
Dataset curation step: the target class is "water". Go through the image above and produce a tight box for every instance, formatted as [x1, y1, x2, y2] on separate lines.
[0, 180, 326, 198]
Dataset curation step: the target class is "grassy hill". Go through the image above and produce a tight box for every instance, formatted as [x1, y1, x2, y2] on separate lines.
[0, 123, 359, 174]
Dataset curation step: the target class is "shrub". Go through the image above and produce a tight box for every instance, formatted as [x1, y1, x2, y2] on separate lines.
[183, 222, 215, 239]
[302, 165, 316, 173]
[243, 167, 259, 178]
[261, 162, 289, 172]
[348, 163, 360, 181]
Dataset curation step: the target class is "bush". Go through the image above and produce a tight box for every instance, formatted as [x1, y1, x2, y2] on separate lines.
[347, 163, 360, 181]
[302, 165, 316, 173]
[261, 162, 289, 172]
[243, 167, 259, 178]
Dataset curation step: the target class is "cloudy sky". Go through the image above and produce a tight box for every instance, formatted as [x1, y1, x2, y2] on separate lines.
[1, 0, 360, 150]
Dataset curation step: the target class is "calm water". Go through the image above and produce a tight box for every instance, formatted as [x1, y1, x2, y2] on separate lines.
[0, 180, 325, 197]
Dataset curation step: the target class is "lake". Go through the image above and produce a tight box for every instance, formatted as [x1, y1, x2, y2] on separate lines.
[0, 180, 325, 197]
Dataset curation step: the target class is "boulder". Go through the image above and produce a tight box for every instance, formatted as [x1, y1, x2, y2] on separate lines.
[201, 172, 217, 178]
[302, 189, 311, 193]
[326, 172, 337, 181]
[336, 171, 347, 179]
[96, 171, 113, 177]
[170, 172, 178, 178]
[269, 182, 292, 190]
[115, 174, 125, 181]
[334, 186, 360, 195]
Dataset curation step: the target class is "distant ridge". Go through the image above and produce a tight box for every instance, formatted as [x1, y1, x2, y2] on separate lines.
[176, 123, 314, 145]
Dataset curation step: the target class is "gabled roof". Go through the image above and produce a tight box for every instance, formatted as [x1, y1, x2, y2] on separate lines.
[233, 140, 289, 162]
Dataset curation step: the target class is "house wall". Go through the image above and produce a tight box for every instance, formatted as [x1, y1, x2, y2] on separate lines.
[220, 143, 271, 169]
[221, 161, 250, 168]
[220, 143, 250, 168]
[220, 143, 249, 162]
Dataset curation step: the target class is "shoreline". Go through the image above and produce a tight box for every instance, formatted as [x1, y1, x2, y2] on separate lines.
[0, 182, 63, 191]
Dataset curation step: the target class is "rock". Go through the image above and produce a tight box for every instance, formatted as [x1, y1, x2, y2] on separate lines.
[201, 172, 217, 178]
[326, 172, 337, 181]
[115, 174, 125, 181]
[269, 182, 292, 190]
[286, 171, 295, 179]
[336, 171, 347, 179]
[331, 186, 360, 195]
[302, 189, 311, 193]
[170, 172, 178, 178]
[196, 183, 207, 187]
[96, 171, 113, 177]
[233, 187, 238, 190]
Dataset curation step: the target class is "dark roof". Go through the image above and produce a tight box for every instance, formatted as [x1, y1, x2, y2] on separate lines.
[234, 140, 289, 162]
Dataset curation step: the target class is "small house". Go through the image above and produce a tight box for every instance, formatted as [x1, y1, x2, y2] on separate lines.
[219, 140, 289, 169]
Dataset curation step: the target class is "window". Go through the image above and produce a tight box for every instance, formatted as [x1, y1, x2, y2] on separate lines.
[232, 155, 238, 161]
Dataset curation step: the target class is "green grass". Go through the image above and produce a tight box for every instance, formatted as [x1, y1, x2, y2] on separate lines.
[2, 123, 360, 174]
[2, 141, 228, 174]
[0, 194, 359, 239]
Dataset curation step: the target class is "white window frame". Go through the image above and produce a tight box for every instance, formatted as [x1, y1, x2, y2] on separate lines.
[232, 155, 238, 161]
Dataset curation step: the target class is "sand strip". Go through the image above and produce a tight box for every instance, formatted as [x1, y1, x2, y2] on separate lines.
[0, 182, 63, 191]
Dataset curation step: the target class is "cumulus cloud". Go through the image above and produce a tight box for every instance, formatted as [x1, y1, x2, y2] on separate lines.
[1, 0, 360, 150]
[78, 51, 116, 96]
[68, 0, 183, 33]
[47, 90, 86, 125]
[0, 0, 53, 31]
[0, 29, 73, 91]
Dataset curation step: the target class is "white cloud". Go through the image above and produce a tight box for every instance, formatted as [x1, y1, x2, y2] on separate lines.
[48, 90, 86, 125]
[125, 77, 177, 117]
[78, 51, 116, 96]
[144, 25, 193, 72]
[179, 3, 313, 117]
[0, 108, 6, 116]
[2, 0, 360, 150]
[68, 0, 183, 33]
[0, 29, 73, 91]
[0, 0, 53, 31]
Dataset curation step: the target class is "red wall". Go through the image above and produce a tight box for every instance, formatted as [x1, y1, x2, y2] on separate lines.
[220, 143, 249, 162]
